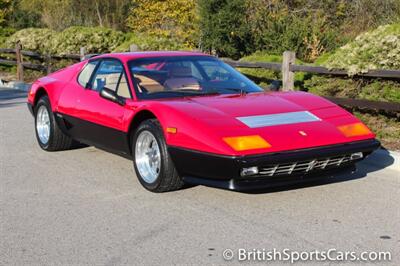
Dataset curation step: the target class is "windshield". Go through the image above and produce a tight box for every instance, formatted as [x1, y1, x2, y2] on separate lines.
[128, 56, 263, 99]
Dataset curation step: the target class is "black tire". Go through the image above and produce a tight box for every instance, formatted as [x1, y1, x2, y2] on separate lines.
[34, 96, 74, 151]
[132, 119, 184, 192]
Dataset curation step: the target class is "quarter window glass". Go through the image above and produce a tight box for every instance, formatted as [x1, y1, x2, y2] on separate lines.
[117, 73, 131, 98]
[78, 61, 97, 87]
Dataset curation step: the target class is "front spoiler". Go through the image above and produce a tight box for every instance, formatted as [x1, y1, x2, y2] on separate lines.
[168, 139, 380, 190]
[184, 165, 356, 190]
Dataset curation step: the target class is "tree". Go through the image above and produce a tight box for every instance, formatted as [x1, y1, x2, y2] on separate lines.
[198, 0, 253, 59]
[126, 0, 198, 48]
[0, 0, 11, 26]
[17, 0, 132, 31]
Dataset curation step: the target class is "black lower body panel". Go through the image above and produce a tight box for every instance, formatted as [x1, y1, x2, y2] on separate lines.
[54, 112, 131, 158]
[168, 139, 380, 190]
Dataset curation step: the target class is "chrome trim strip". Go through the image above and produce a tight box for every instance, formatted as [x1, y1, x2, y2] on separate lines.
[237, 111, 321, 128]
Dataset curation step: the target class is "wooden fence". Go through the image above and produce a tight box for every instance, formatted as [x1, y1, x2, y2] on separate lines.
[1, 45, 399, 115]
[0, 42, 83, 79]
[223, 51, 400, 115]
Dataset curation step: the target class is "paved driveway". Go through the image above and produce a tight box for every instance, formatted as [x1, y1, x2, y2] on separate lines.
[1, 89, 399, 265]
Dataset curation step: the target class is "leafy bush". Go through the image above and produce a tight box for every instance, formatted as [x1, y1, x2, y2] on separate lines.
[5, 27, 56, 52]
[324, 24, 400, 75]
[5, 26, 125, 54]
[114, 33, 189, 52]
[198, 0, 253, 59]
[304, 76, 400, 103]
[0, 26, 15, 47]
[126, 0, 198, 48]
[51, 26, 124, 54]
[254, 14, 341, 62]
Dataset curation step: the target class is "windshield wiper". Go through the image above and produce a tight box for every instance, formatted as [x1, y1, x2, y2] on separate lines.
[147, 89, 220, 97]
[224, 88, 247, 95]
[209, 87, 248, 95]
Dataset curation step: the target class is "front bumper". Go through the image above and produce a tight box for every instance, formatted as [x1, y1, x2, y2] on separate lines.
[168, 139, 380, 190]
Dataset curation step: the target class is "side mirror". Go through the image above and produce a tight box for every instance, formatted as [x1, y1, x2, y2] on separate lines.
[99, 87, 126, 106]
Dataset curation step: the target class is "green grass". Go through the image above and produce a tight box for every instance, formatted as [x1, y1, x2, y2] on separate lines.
[238, 51, 308, 89]
[355, 112, 400, 150]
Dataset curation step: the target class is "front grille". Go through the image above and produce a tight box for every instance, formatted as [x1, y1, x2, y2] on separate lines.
[256, 154, 359, 177]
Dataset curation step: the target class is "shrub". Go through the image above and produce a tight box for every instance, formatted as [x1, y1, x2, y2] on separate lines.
[324, 24, 400, 75]
[126, 0, 198, 48]
[114, 33, 189, 52]
[51, 26, 124, 54]
[5, 28, 56, 52]
[0, 26, 15, 47]
[198, 0, 253, 59]
[304, 76, 400, 103]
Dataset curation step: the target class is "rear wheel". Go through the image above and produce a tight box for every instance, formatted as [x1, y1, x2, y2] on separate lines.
[132, 119, 184, 192]
[34, 96, 74, 151]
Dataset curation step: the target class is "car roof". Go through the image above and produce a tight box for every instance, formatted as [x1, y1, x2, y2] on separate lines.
[92, 51, 212, 62]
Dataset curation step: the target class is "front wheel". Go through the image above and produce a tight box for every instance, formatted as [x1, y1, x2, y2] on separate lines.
[132, 119, 184, 192]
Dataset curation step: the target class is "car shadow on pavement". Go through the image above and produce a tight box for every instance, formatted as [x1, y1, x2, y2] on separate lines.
[231, 149, 396, 194]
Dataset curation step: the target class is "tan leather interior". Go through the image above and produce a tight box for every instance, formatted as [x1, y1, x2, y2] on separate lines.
[163, 65, 200, 90]
[135, 74, 164, 93]
[164, 78, 200, 90]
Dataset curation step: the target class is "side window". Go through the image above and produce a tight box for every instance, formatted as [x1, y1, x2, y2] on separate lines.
[91, 60, 131, 98]
[78, 61, 98, 87]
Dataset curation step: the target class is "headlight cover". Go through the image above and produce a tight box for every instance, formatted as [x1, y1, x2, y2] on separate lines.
[337, 122, 372, 137]
[223, 135, 271, 151]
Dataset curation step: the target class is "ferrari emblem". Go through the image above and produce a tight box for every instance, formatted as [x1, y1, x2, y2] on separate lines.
[299, 130, 307, 136]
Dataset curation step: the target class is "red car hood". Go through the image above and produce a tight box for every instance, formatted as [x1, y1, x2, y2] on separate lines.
[157, 91, 374, 155]
[189, 91, 330, 117]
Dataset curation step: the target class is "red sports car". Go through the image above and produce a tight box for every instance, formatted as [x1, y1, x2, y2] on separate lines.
[27, 51, 379, 192]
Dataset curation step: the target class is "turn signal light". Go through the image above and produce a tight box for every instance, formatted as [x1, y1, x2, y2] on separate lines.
[223, 135, 271, 151]
[166, 127, 177, 134]
[337, 123, 372, 137]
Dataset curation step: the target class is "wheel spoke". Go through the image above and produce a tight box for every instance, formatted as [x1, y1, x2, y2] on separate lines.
[135, 130, 161, 183]
[36, 106, 51, 144]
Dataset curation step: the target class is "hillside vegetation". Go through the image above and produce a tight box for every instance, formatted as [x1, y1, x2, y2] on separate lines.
[323, 24, 400, 75]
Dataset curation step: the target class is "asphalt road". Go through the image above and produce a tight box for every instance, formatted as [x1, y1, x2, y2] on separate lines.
[1, 89, 399, 265]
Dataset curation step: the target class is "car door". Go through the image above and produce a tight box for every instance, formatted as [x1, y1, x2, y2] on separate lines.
[71, 58, 133, 155]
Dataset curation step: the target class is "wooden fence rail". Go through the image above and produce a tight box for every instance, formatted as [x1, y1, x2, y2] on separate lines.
[0, 44, 81, 80]
[222, 59, 400, 81]
[222, 52, 400, 115]
[1, 46, 399, 115]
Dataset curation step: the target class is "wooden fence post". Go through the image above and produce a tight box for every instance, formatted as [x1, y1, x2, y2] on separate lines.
[80, 47, 86, 61]
[282, 51, 295, 91]
[45, 54, 52, 74]
[16, 41, 24, 82]
[129, 44, 138, 52]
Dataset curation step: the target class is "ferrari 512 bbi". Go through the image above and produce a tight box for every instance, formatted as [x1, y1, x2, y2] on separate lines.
[27, 51, 380, 192]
